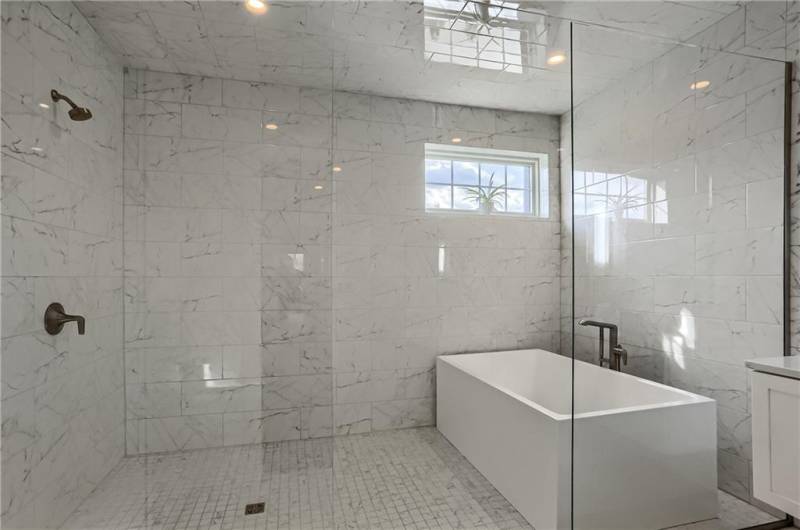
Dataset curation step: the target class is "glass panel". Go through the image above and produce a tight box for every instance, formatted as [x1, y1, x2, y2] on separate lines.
[453, 160, 480, 185]
[453, 185, 480, 210]
[506, 165, 530, 188]
[426, 159, 452, 184]
[506, 189, 528, 213]
[480, 163, 506, 187]
[332, 3, 573, 529]
[571, 21, 787, 530]
[426, 183, 453, 209]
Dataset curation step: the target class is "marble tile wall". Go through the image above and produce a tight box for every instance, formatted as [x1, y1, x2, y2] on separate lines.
[122, 69, 561, 453]
[560, 1, 796, 506]
[330, 91, 561, 435]
[1, 2, 125, 528]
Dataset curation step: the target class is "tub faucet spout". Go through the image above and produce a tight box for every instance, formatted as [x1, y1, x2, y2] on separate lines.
[578, 319, 625, 372]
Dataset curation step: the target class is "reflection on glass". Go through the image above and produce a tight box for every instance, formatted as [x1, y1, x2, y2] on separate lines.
[423, 0, 531, 73]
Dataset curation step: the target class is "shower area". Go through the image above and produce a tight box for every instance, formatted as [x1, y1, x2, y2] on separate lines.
[1, 1, 796, 529]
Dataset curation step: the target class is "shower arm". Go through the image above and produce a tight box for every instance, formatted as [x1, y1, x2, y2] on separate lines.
[51, 89, 78, 109]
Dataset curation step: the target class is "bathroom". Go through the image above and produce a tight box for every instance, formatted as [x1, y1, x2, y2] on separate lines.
[1, 1, 798, 529]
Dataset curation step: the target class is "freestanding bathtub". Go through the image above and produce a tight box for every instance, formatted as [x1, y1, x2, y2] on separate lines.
[437, 349, 718, 530]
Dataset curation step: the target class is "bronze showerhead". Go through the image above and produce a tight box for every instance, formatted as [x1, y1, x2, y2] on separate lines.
[50, 89, 92, 121]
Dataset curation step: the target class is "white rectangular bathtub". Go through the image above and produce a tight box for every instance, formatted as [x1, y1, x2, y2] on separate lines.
[436, 349, 717, 530]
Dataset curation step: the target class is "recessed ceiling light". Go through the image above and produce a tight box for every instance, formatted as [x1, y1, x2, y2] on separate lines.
[264, 123, 278, 130]
[30, 146, 43, 152]
[332, 166, 342, 173]
[245, 0, 267, 15]
[546, 52, 567, 66]
[313, 184, 324, 190]
[690, 80, 711, 90]
[38, 102, 50, 109]
[451, 137, 462, 144]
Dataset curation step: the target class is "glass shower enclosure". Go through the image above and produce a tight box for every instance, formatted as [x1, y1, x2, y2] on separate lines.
[568, 19, 790, 530]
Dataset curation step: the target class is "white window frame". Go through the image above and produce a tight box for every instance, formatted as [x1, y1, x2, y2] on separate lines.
[424, 143, 549, 218]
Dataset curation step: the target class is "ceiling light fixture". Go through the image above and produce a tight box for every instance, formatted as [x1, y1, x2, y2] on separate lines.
[546, 52, 567, 66]
[314, 185, 324, 190]
[245, 0, 267, 15]
[38, 102, 50, 109]
[264, 123, 278, 130]
[451, 137, 462, 144]
[30, 146, 44, 152]
[690, 80, 711, 90]
[332, 166, 342, 173]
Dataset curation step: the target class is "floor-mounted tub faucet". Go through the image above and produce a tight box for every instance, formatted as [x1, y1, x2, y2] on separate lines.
[579, 319, 628, 371]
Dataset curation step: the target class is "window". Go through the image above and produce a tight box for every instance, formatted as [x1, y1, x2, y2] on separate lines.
[425, 144, 548, 217]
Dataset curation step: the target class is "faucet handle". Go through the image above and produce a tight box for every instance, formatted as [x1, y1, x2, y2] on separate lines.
[613, 344, 628, 366]
[44, 303, 86, 335]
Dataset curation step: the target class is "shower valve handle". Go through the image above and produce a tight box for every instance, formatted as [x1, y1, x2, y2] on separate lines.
[44, 303, 85, 335]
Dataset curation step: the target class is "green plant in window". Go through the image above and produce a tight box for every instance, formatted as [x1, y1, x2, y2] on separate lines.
[464, 173, 506, 213]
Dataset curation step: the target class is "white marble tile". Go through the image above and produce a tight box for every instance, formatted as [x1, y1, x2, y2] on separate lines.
[125, 346, 222, 384]
[222, 79, 300, 112]
[181, 103, 262, 143]
[746, 177, 783, 229]
[181, 378, 261, 415]
[372, 398, 434, 430]
[653, 277, 746, 320]
[746, 276, 783, 324]
[1, 3, 126, 527]
[139, 71, 222, 106]
[696, 228, 782, 275]
[133, 414, 223, 454]
[262, 374, 331, 409]
[124, 98, 181, 137]
[223, 409, 301, 445]
[126, 383, 181, 419]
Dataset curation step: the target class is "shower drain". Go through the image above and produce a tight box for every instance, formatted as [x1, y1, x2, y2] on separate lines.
[244, 502, 265, 515]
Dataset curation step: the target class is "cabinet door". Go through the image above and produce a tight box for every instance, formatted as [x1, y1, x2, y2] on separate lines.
[751, 370, 800, 518]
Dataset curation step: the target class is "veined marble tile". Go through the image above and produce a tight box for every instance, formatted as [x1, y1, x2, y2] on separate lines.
[126, 383, 181, 419]
[333, 402, 372, 435]
[262, 374, 332, 409]
[124, 98, 181, 137]
[746, 177, 783, 229]
[696, 227, 782, 275]
[140, 135, 223, 174]
[139, 71, 222, 106]
[125, 346, 222, 384]
[372, 398, 434, 430]
[666, 353, 750, 412]
[653, 276, 746, 320]
[131, 414, 223, 454]
[300, 405, 332, 438]
[745, 276, 782, 324]
[222, 79, 300, 112]
[181, 378, 261, 415]
[223, 409, 301, 445]
[181, 104, 262, 143]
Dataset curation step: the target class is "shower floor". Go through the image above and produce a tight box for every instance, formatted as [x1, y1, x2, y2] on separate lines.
[62, 428, 781, 530]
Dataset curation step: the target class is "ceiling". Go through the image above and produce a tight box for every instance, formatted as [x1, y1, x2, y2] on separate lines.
[76, 1, 741, 114]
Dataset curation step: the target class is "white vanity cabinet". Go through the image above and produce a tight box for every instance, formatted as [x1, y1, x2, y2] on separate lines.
[747, 357, 800, 519]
